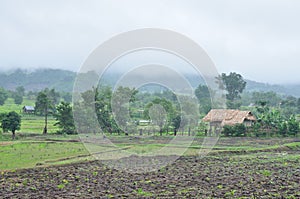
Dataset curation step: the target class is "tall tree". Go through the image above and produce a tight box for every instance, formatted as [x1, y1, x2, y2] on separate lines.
[111, 86, 138, 134]
[216, 72, 246, 109]
[35, 88, 60, 134]
[0, 87, 8, 106]
[195, 84, 211, 114]
[35, 91, 50, 134]
[1, 111, 21, 139]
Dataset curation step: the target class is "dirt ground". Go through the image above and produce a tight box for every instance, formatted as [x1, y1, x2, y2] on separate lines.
[1, 148, 299, 198]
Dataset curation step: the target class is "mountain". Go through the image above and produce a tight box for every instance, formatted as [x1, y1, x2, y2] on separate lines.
[245, 79, 300, 97]
[0, 69, 76, 92]
[0, 69, 299, 97]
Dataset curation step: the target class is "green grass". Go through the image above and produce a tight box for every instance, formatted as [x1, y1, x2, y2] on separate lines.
[0, 141, 89, 170]
[20, 116, 59, 133]
[0, 113, 299, 171]
[284, 142, 300, 149]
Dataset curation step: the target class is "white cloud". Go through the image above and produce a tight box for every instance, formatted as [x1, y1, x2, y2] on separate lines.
[0, 0, 299, 84]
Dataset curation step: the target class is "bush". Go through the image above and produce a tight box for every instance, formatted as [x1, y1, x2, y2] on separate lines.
[222, 124, 246, 137]
[287, 115, 299, 136]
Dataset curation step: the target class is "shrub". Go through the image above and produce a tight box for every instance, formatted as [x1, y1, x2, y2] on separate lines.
[222, 124, 246, 137]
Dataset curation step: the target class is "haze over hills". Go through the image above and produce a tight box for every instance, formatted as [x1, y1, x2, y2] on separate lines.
[0, 69, 76, 92]
[0, 68, 300, 97]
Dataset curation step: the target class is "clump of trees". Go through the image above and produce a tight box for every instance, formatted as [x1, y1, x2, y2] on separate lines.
[250, 101, 299, 137]
[73, 85, 200, 136]
[220, 100, 300, 137]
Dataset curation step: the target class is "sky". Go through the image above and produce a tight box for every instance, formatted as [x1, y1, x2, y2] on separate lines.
[0, 0, 300, 84]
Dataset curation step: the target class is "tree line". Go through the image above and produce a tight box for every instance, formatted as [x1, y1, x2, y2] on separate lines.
[0, 72, 299, 138]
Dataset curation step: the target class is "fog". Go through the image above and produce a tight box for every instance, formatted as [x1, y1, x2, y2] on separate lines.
[0, 0, 300, 84]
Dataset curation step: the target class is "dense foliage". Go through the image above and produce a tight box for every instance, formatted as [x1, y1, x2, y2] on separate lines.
[54, 102, 76, 134]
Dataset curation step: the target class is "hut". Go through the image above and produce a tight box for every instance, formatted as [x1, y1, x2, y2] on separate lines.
[23, 106, 35, 114]
[202, 109, 256, 135]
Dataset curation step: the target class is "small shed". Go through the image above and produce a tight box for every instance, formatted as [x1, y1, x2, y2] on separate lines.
[202, 109, 256, 135]
[138, 120, 151, 126]
[23, 106, 35, 114]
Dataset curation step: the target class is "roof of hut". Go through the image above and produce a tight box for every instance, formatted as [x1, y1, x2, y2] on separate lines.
[23, 106, 35, 111]
[202, 109, 256, 126]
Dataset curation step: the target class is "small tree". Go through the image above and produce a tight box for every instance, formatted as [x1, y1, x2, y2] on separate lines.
[1, 111, 21, 139]
[54, 102, 76, 134]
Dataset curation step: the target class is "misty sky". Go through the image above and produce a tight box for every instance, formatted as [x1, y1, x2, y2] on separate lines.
[0, 0, 300, 84]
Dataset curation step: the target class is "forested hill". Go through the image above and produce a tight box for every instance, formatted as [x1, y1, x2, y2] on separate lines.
[245, 79, 300, 97]
[0, 69, 300, 97]
[0, 69, 76, 92]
